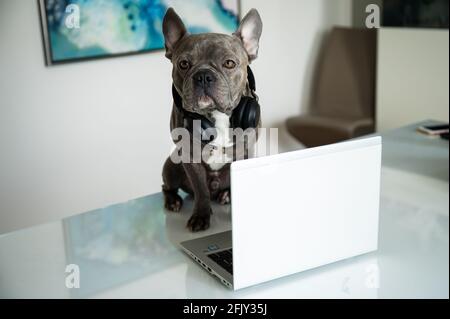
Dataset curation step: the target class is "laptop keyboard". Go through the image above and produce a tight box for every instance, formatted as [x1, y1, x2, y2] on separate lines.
[207, 248, 233, 275]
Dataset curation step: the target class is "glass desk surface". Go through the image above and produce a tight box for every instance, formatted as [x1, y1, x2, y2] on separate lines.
[0, 121, 448, 298]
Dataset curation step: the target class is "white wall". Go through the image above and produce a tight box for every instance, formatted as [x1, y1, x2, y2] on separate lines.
[0, 0, 352, 234]
[376, 28, 449, 131]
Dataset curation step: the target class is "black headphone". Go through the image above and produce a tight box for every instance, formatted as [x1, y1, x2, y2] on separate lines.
[172, 66, 260, 143]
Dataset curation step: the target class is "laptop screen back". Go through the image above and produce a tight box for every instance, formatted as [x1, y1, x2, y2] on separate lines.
[230, 137, 382, 290]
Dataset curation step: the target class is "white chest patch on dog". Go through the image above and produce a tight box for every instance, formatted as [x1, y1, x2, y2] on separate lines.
[207, 111, 234, 171]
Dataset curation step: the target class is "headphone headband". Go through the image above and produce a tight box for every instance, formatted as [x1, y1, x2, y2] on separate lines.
[247, 66, 256, 92]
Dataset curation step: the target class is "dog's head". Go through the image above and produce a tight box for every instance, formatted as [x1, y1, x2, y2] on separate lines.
[163, 8, 262, 117]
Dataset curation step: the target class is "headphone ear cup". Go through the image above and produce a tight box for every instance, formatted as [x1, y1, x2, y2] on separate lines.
[185, 115, 216, 143]
[200, 118, 216, 143]
[231, 97, 260, 130]
[245, 99, 261, 129]
[231, 97, 250, 129]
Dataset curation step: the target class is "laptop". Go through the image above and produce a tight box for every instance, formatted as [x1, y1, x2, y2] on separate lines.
[180, 136, 382, 290]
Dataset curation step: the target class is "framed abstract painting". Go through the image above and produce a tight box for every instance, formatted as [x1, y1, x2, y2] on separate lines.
[38, 0, 240, 65]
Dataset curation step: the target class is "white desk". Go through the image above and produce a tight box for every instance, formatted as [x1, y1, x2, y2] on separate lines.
[0, 121, 448, 298]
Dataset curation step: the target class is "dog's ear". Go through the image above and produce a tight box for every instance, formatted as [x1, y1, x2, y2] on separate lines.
[163, 8, 187, 60]
[233, 9, 263, 62]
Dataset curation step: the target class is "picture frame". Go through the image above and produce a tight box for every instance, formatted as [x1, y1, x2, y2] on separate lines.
[38, 0, 241, 66]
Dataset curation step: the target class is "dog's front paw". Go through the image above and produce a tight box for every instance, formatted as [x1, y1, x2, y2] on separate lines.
[163, 191, 183, 212]
[217, 189, 231, 205]
[187, 208, 212, 232]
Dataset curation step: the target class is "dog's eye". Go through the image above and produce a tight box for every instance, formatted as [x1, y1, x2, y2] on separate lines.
[223, 60, 236, 69]
[178, 60, 190, 70]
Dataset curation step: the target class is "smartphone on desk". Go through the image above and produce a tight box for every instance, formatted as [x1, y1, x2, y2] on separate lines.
[417, 124, 449, 136]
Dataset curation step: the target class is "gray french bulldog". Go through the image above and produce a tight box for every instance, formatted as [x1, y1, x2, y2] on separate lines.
[161, 7, 263, 232]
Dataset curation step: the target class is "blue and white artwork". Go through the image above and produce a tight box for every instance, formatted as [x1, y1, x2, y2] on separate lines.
[39, 0, 240, 65]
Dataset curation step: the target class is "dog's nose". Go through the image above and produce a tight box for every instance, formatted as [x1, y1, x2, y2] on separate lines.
[193, 70, 216, 88]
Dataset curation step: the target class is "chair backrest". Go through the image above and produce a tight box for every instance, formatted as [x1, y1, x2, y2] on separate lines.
[312, 27, 377, 119]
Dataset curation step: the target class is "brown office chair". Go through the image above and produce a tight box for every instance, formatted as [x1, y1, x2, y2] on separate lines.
[286, 27, 377, 147]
